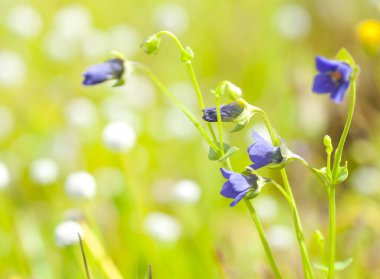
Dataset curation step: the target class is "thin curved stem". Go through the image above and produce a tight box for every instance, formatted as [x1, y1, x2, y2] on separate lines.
[244, 200, 282, 279]
[280, 170, 314, 279]
[155, 30, 218, 142]
[132, 62, 219, 154]
[331, 80, 356, 180]
[258, 110, 314, 279]
[270, 180, 292, 205]
[81, 223, 123, 279]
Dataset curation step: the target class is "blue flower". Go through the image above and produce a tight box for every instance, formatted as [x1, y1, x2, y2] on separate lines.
[247, 131, 283, 170]
[83, 58, 124, 86]
[312, 56, 352, 103]
[220, 168, 263, 207]
[202, 102, 244, 122]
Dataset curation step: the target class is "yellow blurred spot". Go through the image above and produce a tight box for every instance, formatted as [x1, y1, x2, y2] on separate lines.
[356, 19, 380, 45]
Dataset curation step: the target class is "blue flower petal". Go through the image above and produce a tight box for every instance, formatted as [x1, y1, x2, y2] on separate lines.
[315, 56, 337, 72]
[220, 168, 234, 179]
[220, 181, 238, 198]
[247, 132, 275, 169]
[312, 74, 337, 93]
[312, 56, 352, 103]
[330, 82, 350, 103]
[229, 189, 250, 207]
[229, 174, 252, 192]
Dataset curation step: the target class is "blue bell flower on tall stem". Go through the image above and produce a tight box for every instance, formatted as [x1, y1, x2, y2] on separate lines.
[247, 132, 284, 170]
[220, 168, 267, 207]
[82, 58, 125, 86]
[312, 56, 352, 103]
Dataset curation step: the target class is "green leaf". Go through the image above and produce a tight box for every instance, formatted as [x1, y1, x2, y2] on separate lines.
[335, 161, 348, 184]
[312, 258, 353, 273]
[231, 124, 245, 132]
[311, 167, 331, 186]
[208, 142, 238, 161]
[218, 146, 239, 162]
[336, 48, 356, 68]
[334, 257, 353, 271]
[335, 48, 360, 79]
[313, 229, 325, 253]
[313, 262, 328, 272]
[112, 78, 125, 87]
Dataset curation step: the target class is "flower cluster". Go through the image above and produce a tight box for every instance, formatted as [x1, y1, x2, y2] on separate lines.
[219, 131, 287, 206]
[81, 49, 354, 208]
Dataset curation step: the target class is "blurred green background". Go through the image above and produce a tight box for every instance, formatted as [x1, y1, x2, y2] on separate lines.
[1, 0, 380, 278]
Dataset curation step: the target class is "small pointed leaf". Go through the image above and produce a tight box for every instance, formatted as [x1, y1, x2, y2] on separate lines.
[334, 257, 353, 271]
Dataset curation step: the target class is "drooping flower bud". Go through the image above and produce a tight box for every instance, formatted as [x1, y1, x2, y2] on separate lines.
[82, 57, 125, 86]
[141, 34, 161, 55]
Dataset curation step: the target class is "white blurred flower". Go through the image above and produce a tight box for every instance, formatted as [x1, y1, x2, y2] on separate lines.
[82, 29, 110, 59]
[266, 225, 295, 250]
[0, 162, 10, 189]
[53, 4, 92, 39]
[0, 106, 14, 139]
[297, 94, 328, 137]
[167, 81, 198, 109]
[65, 97, 98, 128]
[172, 179, 201, 204]
[108, 25, 142, 57]
[54, 221, 83, 247]
[102, 121, 137, 152]
[65, 171, 96, 199]
[351, 166, 380, 195]
[112, 75, 156, 110]
[255, 196, 279, 222]
[144, 212, 181, 243]
[153, 3, 189, 34]
[0, 50, 26, 86]
[43, 4, 92, 61]
[30, 158, 59, 185]
[274, 4, 311, 40]
[164, 107, 196, 140]
[100, 94, 143, 133]
[6, 5, 42, 38]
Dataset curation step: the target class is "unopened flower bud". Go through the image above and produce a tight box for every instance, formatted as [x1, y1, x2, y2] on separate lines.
[82, 57, 125, 86]
[141, 34, 161, 55]
[202, 101, 244, 122]
[323, 135, 333, 154]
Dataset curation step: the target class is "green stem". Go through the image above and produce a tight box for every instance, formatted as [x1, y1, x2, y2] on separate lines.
[132, 62, 219, 154]
[331, 80, 356, 180]
[280, 170, 314, 279]
[326, 151, 332, 177]
[327, 186, 336, 279]
[270, 180, 292, 206]
[81, 223, 123, 279]
[328, 80, 356, 279]
[156, 30, 218, 142]
[215, 96, 225, 154]
[244, 200, 282, 279]
[258, 110, 314, 279]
